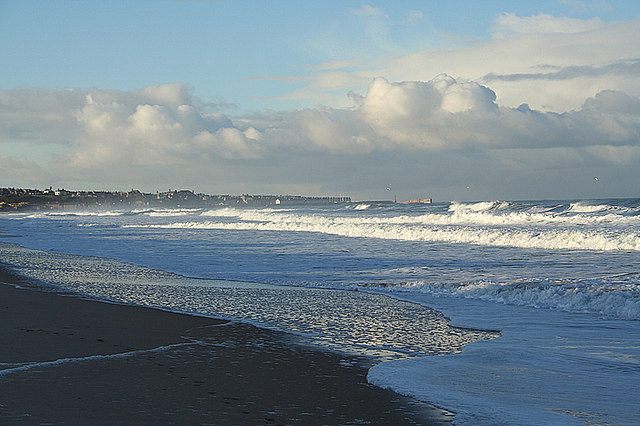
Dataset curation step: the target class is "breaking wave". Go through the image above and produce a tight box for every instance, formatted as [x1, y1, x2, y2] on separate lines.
[128, 199, 640, 252]
[372, 278, 640, 320]
[138, 219, 639, 251]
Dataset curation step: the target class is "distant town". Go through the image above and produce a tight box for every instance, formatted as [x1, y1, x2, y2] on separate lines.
[0, 187, 356, 211]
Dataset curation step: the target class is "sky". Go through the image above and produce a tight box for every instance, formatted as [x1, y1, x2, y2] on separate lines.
[1, 0, 639, 201]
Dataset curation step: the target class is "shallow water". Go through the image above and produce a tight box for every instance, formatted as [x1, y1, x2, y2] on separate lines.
[0, 243, 496, 361]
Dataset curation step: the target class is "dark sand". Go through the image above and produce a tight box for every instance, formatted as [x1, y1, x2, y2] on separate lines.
[0, 266, 452, 424]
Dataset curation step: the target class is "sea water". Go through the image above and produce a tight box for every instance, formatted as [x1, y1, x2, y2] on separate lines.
[1, 199, 639, 425]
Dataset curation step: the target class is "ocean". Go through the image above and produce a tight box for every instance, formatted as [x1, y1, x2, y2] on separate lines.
[1, 198, 639, 425]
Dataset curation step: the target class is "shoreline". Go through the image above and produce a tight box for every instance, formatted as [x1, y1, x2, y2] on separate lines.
[0, 263, 453, 424]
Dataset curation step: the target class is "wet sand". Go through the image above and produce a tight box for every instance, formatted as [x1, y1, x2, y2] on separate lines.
[0, 266, 452, 424]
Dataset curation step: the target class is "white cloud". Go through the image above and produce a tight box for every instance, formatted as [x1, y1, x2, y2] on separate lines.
[492, 13, 606, 38]
[193, 127, 264, 160]
[2, 83, 262, 170]
[137, 83, 192, 106]
[280, 15, 639, 114]
[262, 76, 639, 157]
[1, 76, 639, 199]
[359, 77, 441, 122]
[381, 17, 640, 112]
[4, 77, 640, 158]
[353, 76, 638, 151]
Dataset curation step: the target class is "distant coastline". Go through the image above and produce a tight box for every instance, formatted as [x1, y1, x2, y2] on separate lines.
[0, 187, 352, 212]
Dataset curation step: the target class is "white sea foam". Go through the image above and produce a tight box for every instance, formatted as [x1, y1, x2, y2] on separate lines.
[448, 200, 515, 212]
[142, 208, 202, 217]
[375, 279, 640, 320]
[16, 208, 203, 220]
[568, 202, 620, 213]
[200, 207, 292, 217]
[205, 202, 640, 226]
[132, 213, 640, 252]
[353, 203, 371, 210]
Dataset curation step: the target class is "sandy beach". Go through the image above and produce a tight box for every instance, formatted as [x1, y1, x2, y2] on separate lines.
[0, 265, 451, 424]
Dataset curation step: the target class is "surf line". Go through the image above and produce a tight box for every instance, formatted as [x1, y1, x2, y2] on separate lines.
[0, 342, 196, 378]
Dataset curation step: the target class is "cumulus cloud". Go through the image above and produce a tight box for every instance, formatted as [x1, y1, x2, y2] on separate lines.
[0, 83, 271, 191]
[582, 89, 640, 114]
[281, 76, 638, 153]
[345, 76, 500, 150]
[296, 16, 640, 113]
[67, 84, 262, 167]
[1, 76, 639, 199]
[3, 77, 640, 159]
[137, 83, 192, 107]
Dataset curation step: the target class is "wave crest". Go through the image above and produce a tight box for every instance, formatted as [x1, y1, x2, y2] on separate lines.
[133, 216, 640, 251]
[371, 279, 640, 320]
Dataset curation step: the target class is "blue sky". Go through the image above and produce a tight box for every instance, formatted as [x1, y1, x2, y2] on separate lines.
[2, 0, 637, 111]
[1, 1, 640, 200]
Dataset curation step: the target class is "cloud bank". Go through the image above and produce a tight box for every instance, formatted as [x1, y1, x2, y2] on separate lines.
[1, 74, 639, 200]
